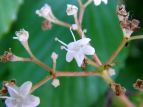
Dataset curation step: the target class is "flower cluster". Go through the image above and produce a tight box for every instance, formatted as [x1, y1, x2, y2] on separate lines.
[1, 0, 143, 107]
[117, 5, 140, 38]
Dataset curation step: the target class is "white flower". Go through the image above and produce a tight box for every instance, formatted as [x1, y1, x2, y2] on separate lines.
[0, 81, 40, 107]
[66, 4, 78, 16]
[13, 29, 29, 42]
[55, 30, 95, 67]
[51, 79, 60, 88]
[93, 0, 108, 6]
[36, 4, 52, 19]
[107, 68, 115, 76]
[51, 52, 58, 62]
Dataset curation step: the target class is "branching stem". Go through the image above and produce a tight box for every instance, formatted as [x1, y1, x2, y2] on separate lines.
[31, 71, 100, 92]
[106, 38, 128, 65]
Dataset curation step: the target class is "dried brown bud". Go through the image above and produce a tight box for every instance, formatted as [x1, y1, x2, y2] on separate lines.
[82, 59, 87, 70]
[120, 19, 131, 29]
[117, 5, 129, 22]
[0, 87, 7, 95]
[0, 80, 16, 95]
[0, 48, 14, 63]
[111, 83, 126, 96]
[133, 79, 143, 91]
[0, 48, 28, 63]
[117, 5, 140, 38]
[42, 20, 52, 30]
[130, 19, 140, 31]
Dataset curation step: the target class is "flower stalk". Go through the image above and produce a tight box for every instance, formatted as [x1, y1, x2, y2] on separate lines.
[106, 38, 128, 65]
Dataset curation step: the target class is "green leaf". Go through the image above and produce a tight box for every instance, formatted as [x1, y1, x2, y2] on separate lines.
[7, 0, 128, 107]
[0, 0, 23, 38]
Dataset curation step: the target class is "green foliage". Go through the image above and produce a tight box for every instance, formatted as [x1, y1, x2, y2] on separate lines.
[0, 0, 23, 38]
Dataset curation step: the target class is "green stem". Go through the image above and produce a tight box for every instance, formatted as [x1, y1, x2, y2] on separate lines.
[106, 38, 128, 65]
[128, 35, 143, 42]
[86, 57, 98, 67]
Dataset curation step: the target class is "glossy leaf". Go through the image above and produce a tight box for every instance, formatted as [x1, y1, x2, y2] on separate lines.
[0, 0, 23, 38]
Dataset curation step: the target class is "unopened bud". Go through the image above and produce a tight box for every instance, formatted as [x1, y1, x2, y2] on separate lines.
[108, 68, 115, 76]
[71, 24, 78, 30]
[66, 4, 78, 16]
[51, 79, 60, 88]
[13, 29, 29, 43]
[51, 52, 58, 62]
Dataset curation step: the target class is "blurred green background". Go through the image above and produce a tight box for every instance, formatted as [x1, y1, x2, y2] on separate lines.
[0, 0, 143, 107]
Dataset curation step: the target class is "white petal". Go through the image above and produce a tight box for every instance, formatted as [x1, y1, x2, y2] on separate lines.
[66, 52, 74, 62]
[5, 99, 18, 107]
[76, 38, 91, 46]
[74, 53, 85, 67]
[24, 95, 40, 107]
[6, 85, 19, 98]
[20, 81, 32, 96]
[82, 45, 95, 55]
[67, 41, 76, 50]
[102, 0, 108, 4]
[94, 0, 102, 6]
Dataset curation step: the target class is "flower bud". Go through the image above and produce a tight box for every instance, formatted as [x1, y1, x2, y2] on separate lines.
[51, 52, 58, 63]
[108, 68, 115, 76]
[13, 29, 29, 42]
[51, 79, 60, 88]
[36, 4, 52, 19]
[71, 24, 78, 30]
[66, 4, 78, 16]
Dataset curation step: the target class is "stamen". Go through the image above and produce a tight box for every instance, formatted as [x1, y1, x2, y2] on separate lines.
[70, 28, 76, 42]
[61, 46, 74, 53]
[60, 46, 68, 51]
[55, 37, 68, 46]
[13, 37, 18, 39]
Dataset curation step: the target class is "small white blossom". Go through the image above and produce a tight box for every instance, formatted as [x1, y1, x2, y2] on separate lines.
[13, 29, 29, 42]
[108, 68, 116, 76]
[51, 52, 58, 62]
[66, 4, 78, 16]
[55, 30, 95, 67]
[93, 0, 108, 6]
[36, 4, 52, 19]
[0, 81, 40, 107]
[71, 24, 78, 30]
[51, 79, 60, 88]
